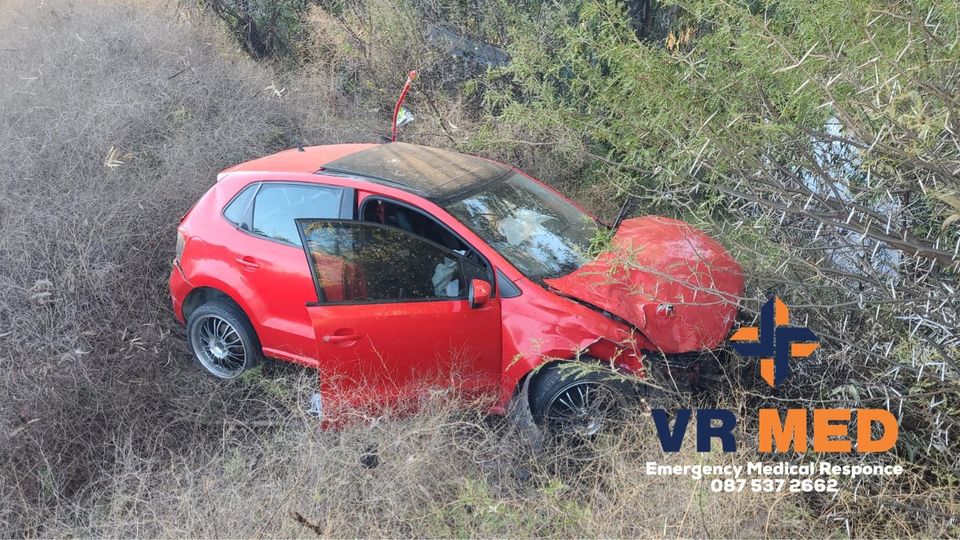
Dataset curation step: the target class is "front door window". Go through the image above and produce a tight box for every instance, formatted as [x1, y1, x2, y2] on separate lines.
[296, 219, 483, 303]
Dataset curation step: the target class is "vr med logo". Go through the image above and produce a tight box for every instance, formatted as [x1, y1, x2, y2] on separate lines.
[652, 296, 898, 454]
[729, 296, 819, 387]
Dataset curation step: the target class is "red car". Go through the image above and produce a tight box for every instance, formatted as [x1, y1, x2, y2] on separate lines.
[170, 143, 743, 433]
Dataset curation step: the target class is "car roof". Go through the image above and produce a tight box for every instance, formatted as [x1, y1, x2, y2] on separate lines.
[222, 142, 511, 201]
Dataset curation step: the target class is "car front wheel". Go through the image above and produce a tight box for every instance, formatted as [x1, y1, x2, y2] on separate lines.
[187, 301, 261, 379]
[528, 363, 636, 439]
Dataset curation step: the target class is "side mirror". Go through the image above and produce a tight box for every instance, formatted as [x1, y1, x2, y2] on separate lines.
[468, 279, 491, 308]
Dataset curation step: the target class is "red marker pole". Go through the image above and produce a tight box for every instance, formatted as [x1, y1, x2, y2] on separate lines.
[391, 70, 418, 142]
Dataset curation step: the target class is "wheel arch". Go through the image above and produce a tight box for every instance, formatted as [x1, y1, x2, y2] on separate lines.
[511, 357, 580, 411]
[182, 285, 252, 327]
[513, 349, 646, 411]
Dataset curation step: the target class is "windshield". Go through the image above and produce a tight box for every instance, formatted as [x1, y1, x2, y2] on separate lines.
[444, 172, 599, 280]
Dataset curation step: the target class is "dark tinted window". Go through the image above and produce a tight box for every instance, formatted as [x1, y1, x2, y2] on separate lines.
[252, 184, 342, 245]
[361, 199, 469, 252]
[497, 270, 521, 298]
[298, 220, 481, 303]
[223, 184, 257, 228]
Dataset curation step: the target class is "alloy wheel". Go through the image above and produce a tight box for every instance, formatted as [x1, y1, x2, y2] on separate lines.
[190, 314, 247, 378]
[543, 381, 622, 438]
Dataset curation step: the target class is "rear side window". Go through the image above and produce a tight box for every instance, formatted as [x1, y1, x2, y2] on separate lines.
[297, 219, 484, 304]
[252, 184, 343, 245]
[223, 184, 257, 229]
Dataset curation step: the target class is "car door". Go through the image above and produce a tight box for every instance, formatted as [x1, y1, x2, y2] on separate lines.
[222, 182, 353, 363]
[295, 218, 502, 416]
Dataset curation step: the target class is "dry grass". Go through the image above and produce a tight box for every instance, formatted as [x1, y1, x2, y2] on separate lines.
[18, 374, 819, 538]
[0, 0, 364, 534]
[0, 1, 953, 538]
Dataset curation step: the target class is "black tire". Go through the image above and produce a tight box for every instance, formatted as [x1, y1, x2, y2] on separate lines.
[528, 362, 637, 438]
[186, 300, 261, 379]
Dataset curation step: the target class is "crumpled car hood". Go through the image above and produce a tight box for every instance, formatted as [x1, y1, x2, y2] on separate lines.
[544, 216, 744, 353]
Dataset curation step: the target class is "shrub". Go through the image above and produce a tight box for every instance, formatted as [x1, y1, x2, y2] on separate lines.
[205, 0, 310, 59]
[474, 0, 960, 534]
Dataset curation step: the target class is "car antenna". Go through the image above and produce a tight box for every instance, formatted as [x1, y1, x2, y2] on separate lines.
[613, 194, 639, 229]
[390, 70, 418, 142]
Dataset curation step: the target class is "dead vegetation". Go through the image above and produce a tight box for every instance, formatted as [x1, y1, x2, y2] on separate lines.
[1, 0, 958, 538]
[0, 0, 357, 534]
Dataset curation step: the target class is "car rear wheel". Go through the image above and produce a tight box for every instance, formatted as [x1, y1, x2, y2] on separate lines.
[528, 363, 636, 439]
[187, 301, 261, 379]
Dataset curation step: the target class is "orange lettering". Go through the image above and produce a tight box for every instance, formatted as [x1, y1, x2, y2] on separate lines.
[758, 409, 807, 452]
[856, 409, 898, 452]
[813, 409, 851, 452]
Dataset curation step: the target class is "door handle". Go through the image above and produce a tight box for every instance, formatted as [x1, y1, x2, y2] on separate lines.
[323, 334, 361, 343]
[235, 256, 259, 269]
